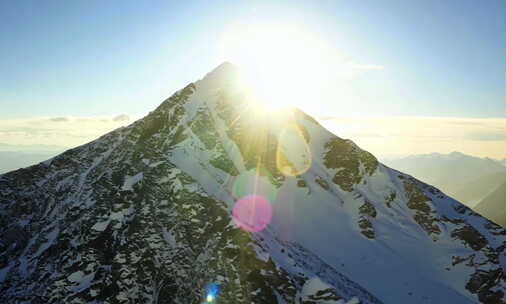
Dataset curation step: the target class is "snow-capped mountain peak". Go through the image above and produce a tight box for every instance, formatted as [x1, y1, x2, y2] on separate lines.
[1, 64, 505, 304]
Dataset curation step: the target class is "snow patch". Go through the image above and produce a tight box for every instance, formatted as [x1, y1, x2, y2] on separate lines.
[91, 220, 110, 232]
[121, 172, 144, 190]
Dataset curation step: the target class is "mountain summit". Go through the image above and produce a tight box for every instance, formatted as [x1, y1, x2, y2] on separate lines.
[1, 63, 505, 303]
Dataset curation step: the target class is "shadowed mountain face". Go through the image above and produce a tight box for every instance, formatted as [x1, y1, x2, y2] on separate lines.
[1, 63, 505, 304]
[476, 182, 506, 228]
[383, 153, 506, 207]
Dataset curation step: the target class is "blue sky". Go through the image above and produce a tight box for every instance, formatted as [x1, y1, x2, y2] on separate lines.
[1, 0, 505, 119]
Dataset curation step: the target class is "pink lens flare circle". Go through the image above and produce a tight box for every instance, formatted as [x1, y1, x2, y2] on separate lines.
[232, 194, 272, 233]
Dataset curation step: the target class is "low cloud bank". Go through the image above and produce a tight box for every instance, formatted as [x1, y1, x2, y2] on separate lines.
[317, 116, 506, 159]
[0, 115, 133, 149]
[1, 114, 505, 160]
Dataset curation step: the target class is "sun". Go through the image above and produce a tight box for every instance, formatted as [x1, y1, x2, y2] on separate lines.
[220, 22, 341, 112]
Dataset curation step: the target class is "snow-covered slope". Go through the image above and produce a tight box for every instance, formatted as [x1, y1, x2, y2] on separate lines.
[1, 63, 505, 303]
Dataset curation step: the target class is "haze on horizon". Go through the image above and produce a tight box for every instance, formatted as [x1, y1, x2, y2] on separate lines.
[1, 0, 506, 159]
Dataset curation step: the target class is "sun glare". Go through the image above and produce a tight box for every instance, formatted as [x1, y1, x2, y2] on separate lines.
[221, 23, 341, 112]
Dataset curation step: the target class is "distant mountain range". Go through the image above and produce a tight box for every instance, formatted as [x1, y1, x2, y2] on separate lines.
[454, 171, 506, 207]
[384, 152, 506, 229]
[476, 182, 506, 227]
[0, 151, 62, 174]
[0, 143, 66, 174]
[1, 64, 505, 303]
[383, 152, 506, 207]
[0, 143, 65, 152]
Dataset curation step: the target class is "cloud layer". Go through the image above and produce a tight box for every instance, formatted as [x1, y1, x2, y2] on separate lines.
[1, 114, 505, 160]
[317, 116, 506, 159]
[0, 115, 133, 149]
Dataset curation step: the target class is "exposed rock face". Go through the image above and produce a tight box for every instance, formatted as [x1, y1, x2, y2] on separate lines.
[358, 201, 376, 239]
[0, 63, 505, 303]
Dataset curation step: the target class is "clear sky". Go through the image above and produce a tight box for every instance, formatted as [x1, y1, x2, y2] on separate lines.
[1, 0, 506, 157]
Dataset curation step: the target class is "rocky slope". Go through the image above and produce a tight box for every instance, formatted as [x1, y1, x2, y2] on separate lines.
[1, 63, 505, 303]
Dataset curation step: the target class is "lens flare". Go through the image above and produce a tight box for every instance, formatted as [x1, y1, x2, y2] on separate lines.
[232, 194, 272, 232]
[204, 283, 218, 303]
[276, 124, 312, 176]
[232, 169, 278, 201]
